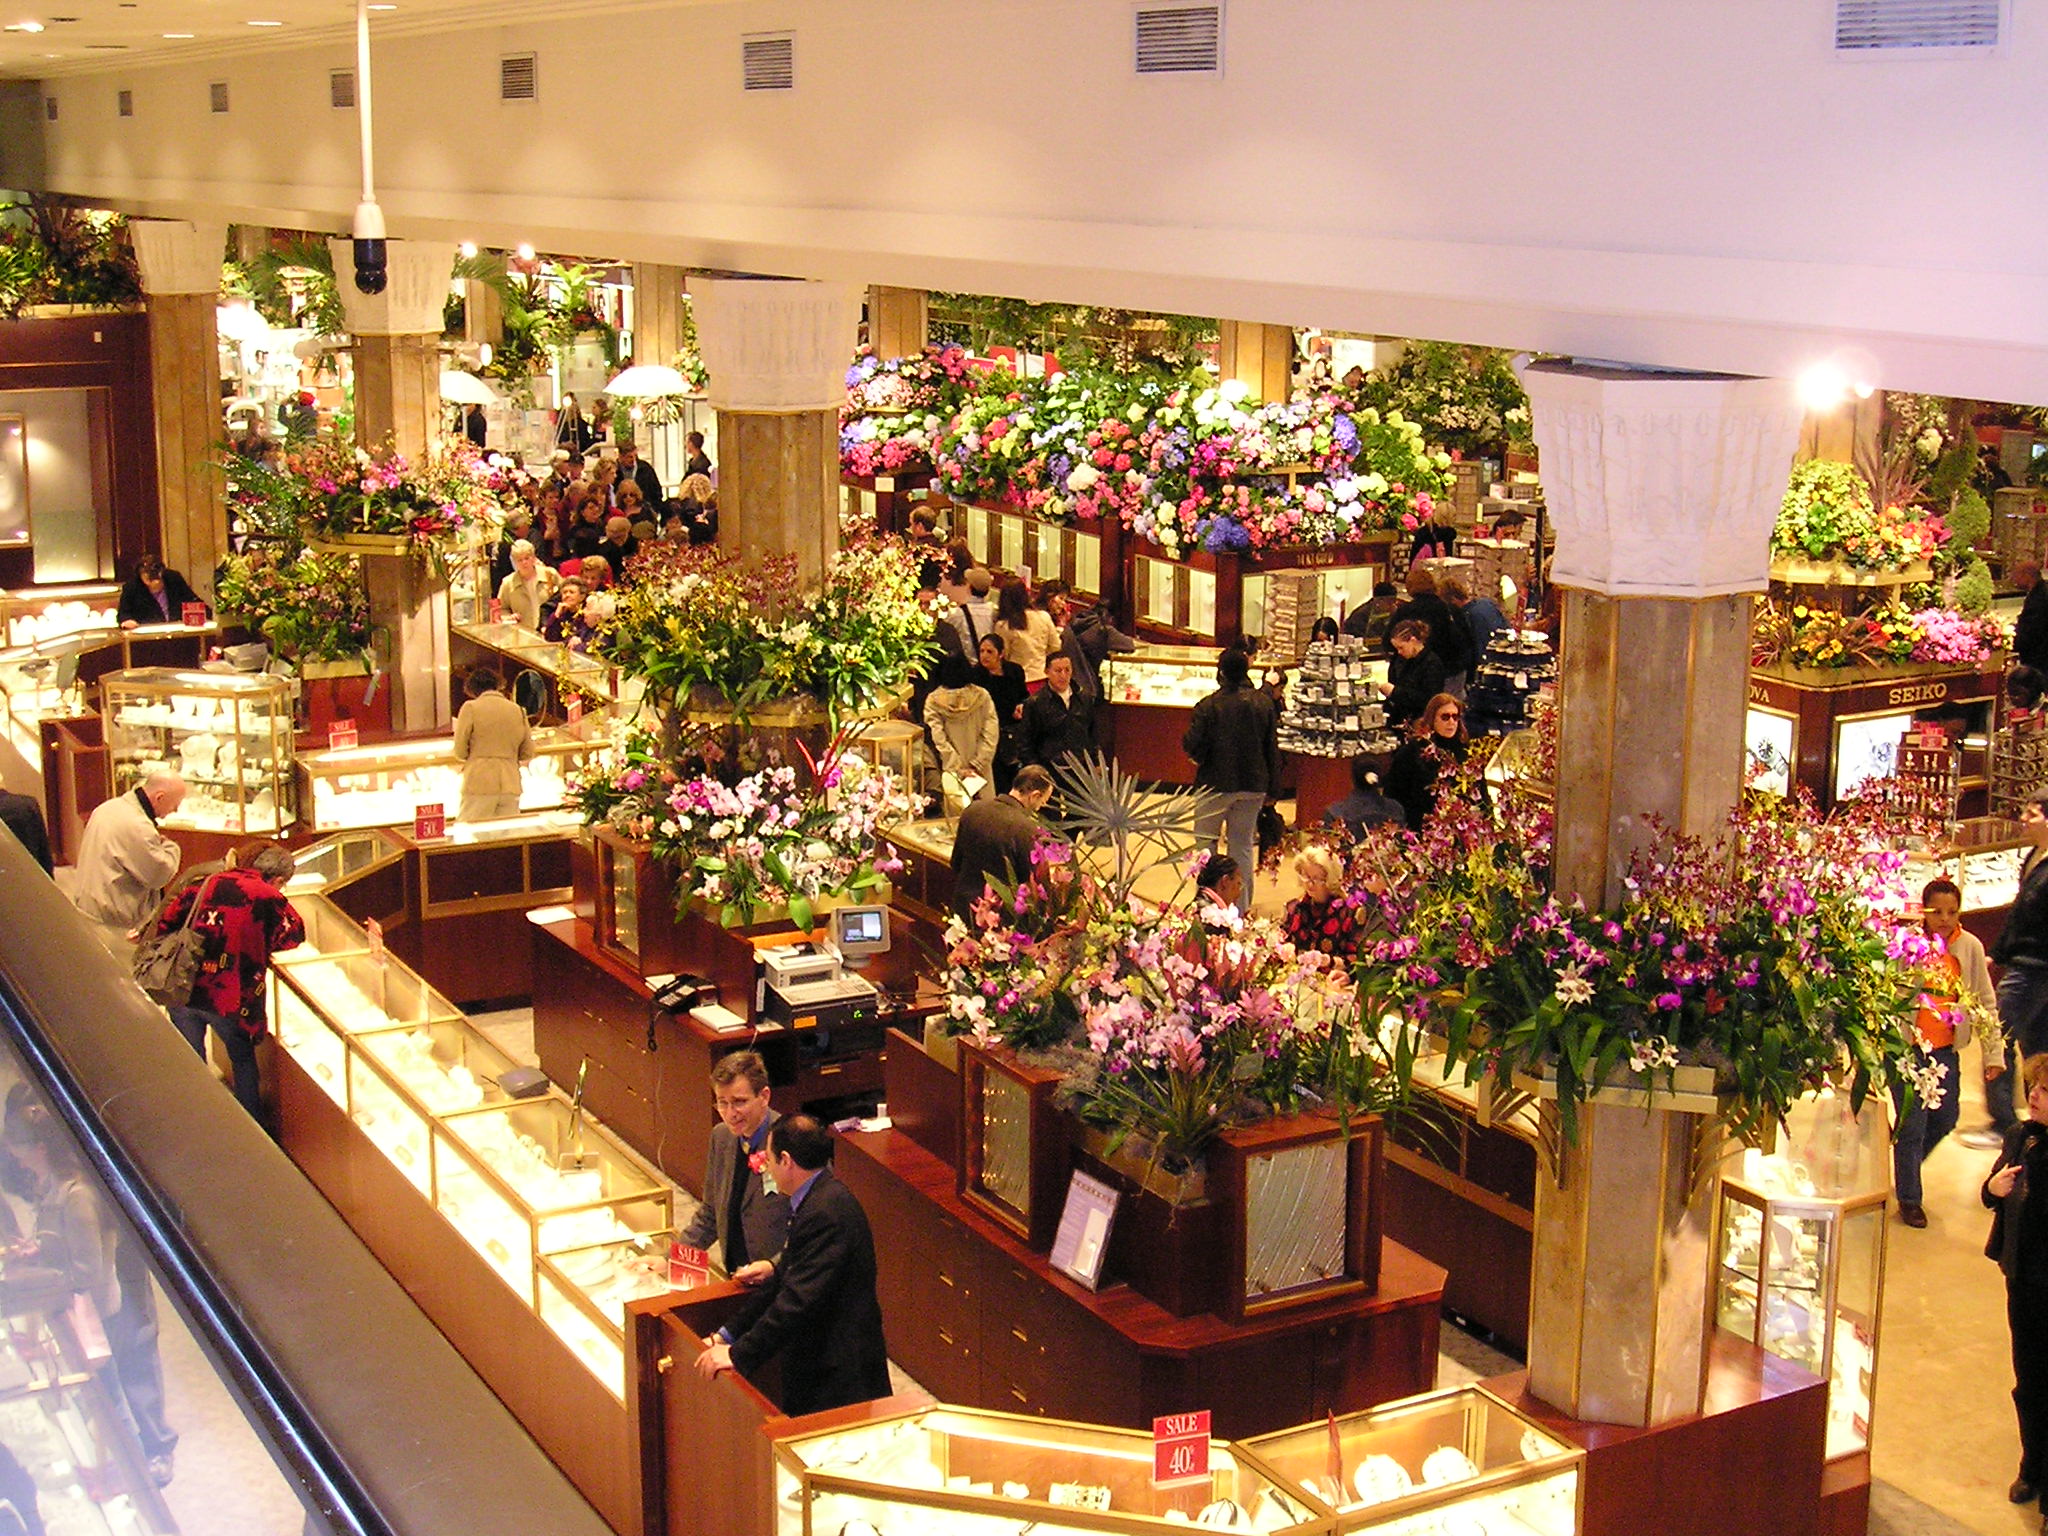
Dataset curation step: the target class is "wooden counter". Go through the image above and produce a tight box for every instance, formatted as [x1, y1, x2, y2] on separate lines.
[835, 1124, 1445, 1440]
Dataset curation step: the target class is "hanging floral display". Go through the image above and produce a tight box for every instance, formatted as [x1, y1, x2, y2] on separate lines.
[213, 548, 373, 667]
[1752, 598, 2004, 671]
[1771, 459, 1946, 571]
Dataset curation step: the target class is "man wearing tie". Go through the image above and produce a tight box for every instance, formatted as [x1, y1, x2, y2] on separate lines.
[676, 1052, 787, 1279]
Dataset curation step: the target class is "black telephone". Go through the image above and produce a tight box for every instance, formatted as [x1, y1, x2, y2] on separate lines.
[651, 973, 715, 1013]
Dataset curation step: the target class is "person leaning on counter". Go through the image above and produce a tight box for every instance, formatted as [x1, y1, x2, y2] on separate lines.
[451, 666, 532, 822]
[116, 557, 208, 629]
[694, 1115, 891, 1417]
[676, 1052, 788, 1279]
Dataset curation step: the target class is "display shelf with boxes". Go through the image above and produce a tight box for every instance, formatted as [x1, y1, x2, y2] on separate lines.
[1465, 628, 1557, 736]
[1279, 637, 1393, 759]
[296, 719, 607, 831]
[770, 1403, 1326, 1536]
[1242, 1383, 1582, 1536]
[1712, 1092, 1889, 1465]
[269, 892, 678, 1400]
[102, 667, 297, 833]
[1131, 538, 1397, 652]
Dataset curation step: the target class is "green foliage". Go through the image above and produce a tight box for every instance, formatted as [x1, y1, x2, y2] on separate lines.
[1949, 485, 1991, 551]
[1926, 429, 1979, 505]
[929, 292, 1217, 372]
[223, 234, 346, 337]
[0, 197, 143, 317]
[1955, 556, 1995, 615]
[1356, 341, 1530, 459]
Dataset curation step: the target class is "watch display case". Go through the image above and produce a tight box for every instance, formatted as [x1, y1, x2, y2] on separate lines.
[1099, 645, 1228, 709]
[1241, 1384, 1582, 1535]
[269, 891, 677, 1399]
[1132, 553, 1219, 640]
[297, 721, 605, 831]
[283, 829, 404, 900]
[771, 1404, 1326, 1536]
[103, 667, 297, 834]
[450, 617, 619, 705]
[1712, 1092, 1889, 1461]
[958, 505, 1110, 600]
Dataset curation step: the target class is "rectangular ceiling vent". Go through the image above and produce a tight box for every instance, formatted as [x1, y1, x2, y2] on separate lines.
[1135, 4, 1222, 74]
[1835, 0, 2001, 50]
[499, 52, 537, 101]
[742, 33, 793, 90]
[208, 80, 229, 113]
[329, 68, 355, 108]
[117, 88, 132, 116]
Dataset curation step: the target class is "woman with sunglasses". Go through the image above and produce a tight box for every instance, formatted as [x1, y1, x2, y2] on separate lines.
[1384, 692, 1468, 830]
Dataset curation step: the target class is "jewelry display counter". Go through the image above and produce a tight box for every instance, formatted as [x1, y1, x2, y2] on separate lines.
[297, 721, 607, 832]
[1098, 644, 1228, 785]
[102, 668, 296, 834]
[269, 888, 684, 1536]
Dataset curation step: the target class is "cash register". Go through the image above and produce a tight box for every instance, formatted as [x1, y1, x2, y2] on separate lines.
[756, 903, 890, 1030]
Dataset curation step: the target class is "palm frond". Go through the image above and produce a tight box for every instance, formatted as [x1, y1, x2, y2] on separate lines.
[1051, 752, 1222, 903]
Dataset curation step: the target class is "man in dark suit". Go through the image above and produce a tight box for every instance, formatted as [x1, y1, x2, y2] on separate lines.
[616, 442, 664, 511]
[947, 764, 1055, 922]
[116, 557, 208, 628]
[675, 1052, 788, 1278]
[694, 1116, 891, 1416]
[1019, 654, 1096, 772]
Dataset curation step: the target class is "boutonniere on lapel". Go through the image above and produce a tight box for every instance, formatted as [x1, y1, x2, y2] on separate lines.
[747, 1149, 768, 1175]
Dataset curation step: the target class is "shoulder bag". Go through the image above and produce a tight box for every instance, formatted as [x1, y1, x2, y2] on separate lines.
[132, 872, 225, 1008]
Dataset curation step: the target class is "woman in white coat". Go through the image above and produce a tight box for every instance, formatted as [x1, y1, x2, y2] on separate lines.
[921, 654, 999, 813]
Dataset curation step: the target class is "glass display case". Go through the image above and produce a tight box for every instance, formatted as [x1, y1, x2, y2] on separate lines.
[269, 891, 677, 1398]
[0, 581, 119, 647]
[1242, 1384, 1582, 1534]
[297, 721, 607, 830]
[1133, 553, 1218, 639]
[958, 506, 1108, 600]
[1713, 1092, 1889, 1461]
[451, 617, 619, 705]
[283, 829, 404, 899]
[103, 667, 297, 833]
[1099, 644, 1228, 709]
[772, 1404, 1325, 1536]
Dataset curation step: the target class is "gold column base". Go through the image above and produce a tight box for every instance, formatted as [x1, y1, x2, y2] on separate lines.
[363, 552, 450, 734]
[1529, 1095, 1728, 1426]
[716, 408, 840, 586]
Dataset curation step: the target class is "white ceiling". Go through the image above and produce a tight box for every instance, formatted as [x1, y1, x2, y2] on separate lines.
[0, 0, 691, 78]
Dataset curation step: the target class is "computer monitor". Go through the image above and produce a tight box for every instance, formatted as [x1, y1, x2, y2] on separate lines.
[829, 903, 891, 965]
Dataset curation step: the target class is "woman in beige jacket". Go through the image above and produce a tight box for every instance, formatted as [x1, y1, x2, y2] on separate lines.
[452, 666, 533, 822]
[921, 655, 999, 812]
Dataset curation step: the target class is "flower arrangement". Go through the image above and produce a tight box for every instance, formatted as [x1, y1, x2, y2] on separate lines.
[213, 548, 372, 666]
[566, 722, 681, 839]
[1350, 771, 1938, 1141]
[943, 835, 1101, 1051]
[839, 346, 974, 478]
[592, 538, 942, 728]
[1771, 460, 1946, 571]
[651, 750, 911, 930]
[256, 438, 517, 552]
[1752, 599, 2004, 671]
[1353, 342, 1531, 461]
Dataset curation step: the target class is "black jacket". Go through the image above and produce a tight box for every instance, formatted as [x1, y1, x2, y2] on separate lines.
[949, 793, 1044, 920]
[1385, 733, 1467, 830]
[116, 568, 205, 627]
[1021, 685, 1096, 769]
[1384, 649, 1449, 730]
[1183, 683, 1280, 795]
[1995, 849, 2048, 969]
[1391, 592, 1472, 676]
[623, 458, 664, 510]
[2019, 584, 2048, 674]
[727, 1168, 891, 1416]
[1058, 610, 1137, 697]
[0, 791, 51, 875]
[1984, 1122, 2048, 1282]
[677, 1112, 788, 1268]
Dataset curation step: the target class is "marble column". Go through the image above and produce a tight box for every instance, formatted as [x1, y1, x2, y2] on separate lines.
[632, 263, 688, 367]
[332, 239, 457, 732]
[867, 285, 928, 359]
[1217, 320, 1294, 403]
[691, 276, 863, 585]
[131, 219, 227, 597]
[1519, 361, 1804, 1427]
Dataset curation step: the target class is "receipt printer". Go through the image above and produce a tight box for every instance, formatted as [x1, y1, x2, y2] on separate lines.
[757, 942, 840, 1013]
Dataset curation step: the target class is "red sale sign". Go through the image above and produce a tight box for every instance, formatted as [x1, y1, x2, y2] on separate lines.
[1152, 1411, 1210, 1487]
[669, 1243, 711, 1288]
[414, 802, 446, 841]
[181, 601, 208, 627]
[565, 691, 583, 725]
[328, 720, 358, 751]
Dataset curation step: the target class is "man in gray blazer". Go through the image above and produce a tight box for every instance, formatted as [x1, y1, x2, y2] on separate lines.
[677, 1051, 789, 1278]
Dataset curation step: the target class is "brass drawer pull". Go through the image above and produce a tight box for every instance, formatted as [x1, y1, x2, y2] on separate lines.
[1008, 1388, 1028, 1405]
[1010, 1327, 1029, 1344]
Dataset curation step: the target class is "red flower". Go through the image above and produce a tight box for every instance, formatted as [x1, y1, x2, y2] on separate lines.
[747, 1149, 768, 1174]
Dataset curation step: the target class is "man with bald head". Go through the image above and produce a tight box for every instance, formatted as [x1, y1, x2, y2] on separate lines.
[72, 772, 186, 956]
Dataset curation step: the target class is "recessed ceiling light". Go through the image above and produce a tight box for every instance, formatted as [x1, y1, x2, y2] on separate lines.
[244, 18, 282, 24]
[367, 5, 396, 11]
[458, 241, 477, 258]
[3, 19, 45, 29]
[161, 28, 191, 34]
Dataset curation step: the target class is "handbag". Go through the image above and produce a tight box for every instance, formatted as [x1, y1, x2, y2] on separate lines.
[131, 872, 224, 1008]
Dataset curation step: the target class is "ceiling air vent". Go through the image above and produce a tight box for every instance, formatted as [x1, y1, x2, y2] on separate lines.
[742, 33, 793, 90]
[329, 68, 355, 108]
[1135, 4, 1222, 74]
[209, 80, 229, 113]
[1835, 0, 2001, 50]
[499, 52, 536, 101]
[117, 88, 132, 116]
